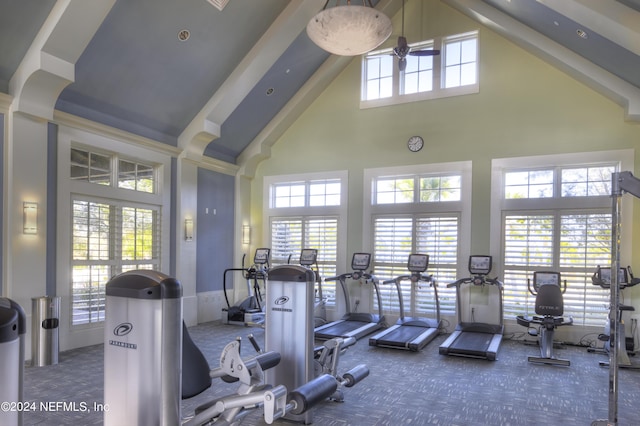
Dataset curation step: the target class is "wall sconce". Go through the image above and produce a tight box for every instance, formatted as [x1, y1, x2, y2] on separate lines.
[242, 225, 251, 245]
[23, 202, 38, 234]
[184, 218, 194, 242]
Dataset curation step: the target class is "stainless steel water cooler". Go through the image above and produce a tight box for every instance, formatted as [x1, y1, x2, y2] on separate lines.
[103, 270, 182, 426]
[0, 298, 26, 426]
[265, 265, 316, 424]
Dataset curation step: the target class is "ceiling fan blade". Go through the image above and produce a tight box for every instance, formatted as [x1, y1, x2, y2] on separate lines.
[409, 49, 441, 57]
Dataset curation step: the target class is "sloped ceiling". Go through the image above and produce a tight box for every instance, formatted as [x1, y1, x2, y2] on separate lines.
[2, 0, 639, 166]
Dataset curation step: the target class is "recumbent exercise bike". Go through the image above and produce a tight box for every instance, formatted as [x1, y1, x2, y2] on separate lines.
[516, 271, 573, 366]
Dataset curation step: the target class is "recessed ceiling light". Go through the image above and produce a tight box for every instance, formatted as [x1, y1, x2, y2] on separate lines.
[576, 29, 588, 39]
[177, 29, 190, 41]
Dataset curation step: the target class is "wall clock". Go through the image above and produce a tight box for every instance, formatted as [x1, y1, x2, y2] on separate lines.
[407, 135, 424, 152]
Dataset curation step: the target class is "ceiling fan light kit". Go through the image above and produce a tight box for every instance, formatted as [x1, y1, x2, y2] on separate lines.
[306, 1, 392, 56]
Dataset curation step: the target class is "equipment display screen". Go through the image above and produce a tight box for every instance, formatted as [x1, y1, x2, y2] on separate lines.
[534, 271, 560, 287]
[407, 254, 429, 272]
[468, 255, 492, 275]
[352, 253, 371, 271]
[599, 267, 628, 285]
[300, 249, 317, 266]
[254, 248, 270, 264]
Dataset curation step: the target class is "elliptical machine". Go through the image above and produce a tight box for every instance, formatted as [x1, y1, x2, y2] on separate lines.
[590, 265, 640, 370]
[222, 248, 270, 326]
[516, 271, 573, 366]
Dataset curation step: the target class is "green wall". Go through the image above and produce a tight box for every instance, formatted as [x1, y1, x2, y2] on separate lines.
[250, 1, 640, 288]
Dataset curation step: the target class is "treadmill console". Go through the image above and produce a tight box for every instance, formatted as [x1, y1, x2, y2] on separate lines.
[352, 253, 371, 271]
[407, 254, 429, 273]
[254, 248, 271, 265]
[299, 248, 317, 266]
[597, 267, 629, 286]
[532, 271, 560, 291]
[468, 255, 492, 275]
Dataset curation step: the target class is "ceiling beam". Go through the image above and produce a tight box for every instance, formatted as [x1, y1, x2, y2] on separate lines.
[9, 0, 115, 120]
[538, 0, 640, 57]
[443, 0, 640, 121]
[178, 0, 326, 158]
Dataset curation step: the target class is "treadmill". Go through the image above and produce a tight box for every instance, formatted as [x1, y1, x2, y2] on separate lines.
[297, 248, 327, 328]
[369, 254, 441, 351]
[439, 255, 504, 361]
[314, 253, 386, 341]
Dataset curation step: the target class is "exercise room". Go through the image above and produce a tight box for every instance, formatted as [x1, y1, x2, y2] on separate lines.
[2, 1, 640, 425]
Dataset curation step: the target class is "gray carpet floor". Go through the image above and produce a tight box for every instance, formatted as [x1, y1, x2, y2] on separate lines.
[22, 321, 640, 425]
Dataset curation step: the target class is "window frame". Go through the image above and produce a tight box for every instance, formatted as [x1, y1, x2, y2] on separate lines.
[363, 162, 472, 316]
[57, 126, 172, 347]
[361, 31, 479, 109]
[264, 171, 349, 310]
[490, 150, 634, 328]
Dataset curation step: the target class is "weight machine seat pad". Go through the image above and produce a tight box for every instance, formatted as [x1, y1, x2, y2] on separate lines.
[535, 284, 564, 317]
[182, 322, 213, 399]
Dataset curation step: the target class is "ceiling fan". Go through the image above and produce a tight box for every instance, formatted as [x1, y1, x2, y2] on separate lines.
[392, 0, 440, 72]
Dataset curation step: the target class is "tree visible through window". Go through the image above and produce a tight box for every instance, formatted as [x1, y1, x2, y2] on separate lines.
[501, 165, 615, 326]
[70, 148, 159, 326]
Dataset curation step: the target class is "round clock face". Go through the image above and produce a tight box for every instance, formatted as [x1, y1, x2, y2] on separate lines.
[408, 136, 424, 152]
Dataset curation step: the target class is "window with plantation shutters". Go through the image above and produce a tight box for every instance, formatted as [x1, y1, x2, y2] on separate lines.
[71, 199, 160, 326]
[493, 152, 631, 328]
[69, 147, 161, 327]
[373, 215, 459, 316]
[270, 217, 339, 305]
[365, 162, 472, 318]
[265, 172, 347, 308]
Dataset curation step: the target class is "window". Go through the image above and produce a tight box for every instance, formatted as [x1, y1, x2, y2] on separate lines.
[72, 200, 159, 325]
[443, 33, 478, 88]
[265, 172, 348, 307]
[361, 31, 478, 108]
[364, 162, 472, 317]
[492, 151, 632, 327]
[372, 215, 460, 316]
[72, 147, 156, 193]
[69, 147, 161, 326]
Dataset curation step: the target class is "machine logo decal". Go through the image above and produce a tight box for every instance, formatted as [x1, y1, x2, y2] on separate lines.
[113, 322, 133, 336]
[274, 296, 289, 305]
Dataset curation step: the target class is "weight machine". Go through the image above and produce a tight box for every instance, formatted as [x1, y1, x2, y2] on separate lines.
[592, 171, 640, 426]
[590, 265, 640, 369]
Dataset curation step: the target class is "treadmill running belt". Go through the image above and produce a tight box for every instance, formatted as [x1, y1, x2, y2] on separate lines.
[375, 326, 431, 347]
[315, 320, 370, 338]
[450, 331, 492, 353]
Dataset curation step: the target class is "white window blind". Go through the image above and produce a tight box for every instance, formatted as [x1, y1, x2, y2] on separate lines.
[72, 199, 160, 326]
[500, 161, 616, 327]
[373, 215, 459, 317]
[270, 216, 339, 305]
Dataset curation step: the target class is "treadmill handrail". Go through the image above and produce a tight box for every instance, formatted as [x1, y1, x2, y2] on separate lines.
[447, 276, 502, 288]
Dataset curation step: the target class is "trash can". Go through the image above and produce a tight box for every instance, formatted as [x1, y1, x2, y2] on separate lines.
[31, 296, 60, 367]
[0, 297, 26, 426]
[104, 270, 182, 426]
